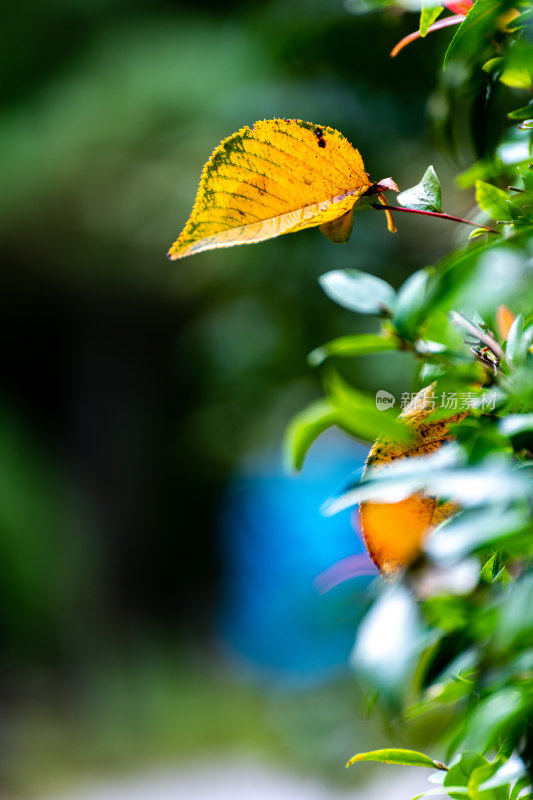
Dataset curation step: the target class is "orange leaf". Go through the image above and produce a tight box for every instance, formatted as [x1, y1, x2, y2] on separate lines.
[167, 119, 374, 260]
[360, 386, 464, 575]
[496, 304, 515, 341]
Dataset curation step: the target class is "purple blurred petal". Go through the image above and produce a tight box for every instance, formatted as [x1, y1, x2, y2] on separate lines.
[314, 554, 378, 594]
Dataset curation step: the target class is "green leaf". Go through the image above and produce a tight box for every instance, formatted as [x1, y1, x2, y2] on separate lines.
[393, 269, 430, 338]
[468, 227, 491, 240]
[498, 414, 533, 437]
[493, 572, 533, 653]
[398, 166, 443, 213]
[352, 584, 434, 707]
[459, 688, 532, 753]
[308, 333, 398, 365]
[444, 0, 501, 70]
[445, 752, 490, 799]
[482, 57, 504, 75]
[469, 761, 509, 800]
[430, 243, 532, 321]
[319, 269, 396, 316]
[347, 748, 447, 770]
[506, 313, 524, 363]
[283, 399, 338, 472]
[510, 776, 531, 800]
[324, 369, 412, 444]
[420, 3, 444, 37]
[499, 68, 532, 90]
[510, 7, 533, 29]
[426, 507, 531, 564]
[475, 180, 511, 221]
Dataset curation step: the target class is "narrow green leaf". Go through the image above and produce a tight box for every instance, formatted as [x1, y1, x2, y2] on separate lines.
[508, 103, 533, 121]
[319, 269, 396, 316]
[511, 777, 531, 800]
[509, 7, 533, 28]
[420, 3, 444, 37]
[398, 166, 443, 213]
[347, 748, 447, 770]
[283, 399, 338, 472]
[468, 227, 491, 240]
[308, 333, 398, 365]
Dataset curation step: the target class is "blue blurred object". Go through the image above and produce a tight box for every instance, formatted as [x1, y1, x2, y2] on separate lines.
[217, 430, 374, 683]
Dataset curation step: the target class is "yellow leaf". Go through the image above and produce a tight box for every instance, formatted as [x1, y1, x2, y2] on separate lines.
[360, 386, 464, 575]
[168, 119, 373, 260]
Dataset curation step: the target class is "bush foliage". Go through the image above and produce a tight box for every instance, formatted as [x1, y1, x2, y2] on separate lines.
[283, 0, 533, 796]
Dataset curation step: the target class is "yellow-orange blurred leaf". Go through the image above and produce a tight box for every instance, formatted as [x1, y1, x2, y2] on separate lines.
[360, 386, 463, 575]
[168, 119, 373, 260]
[496, 304, 515, 341]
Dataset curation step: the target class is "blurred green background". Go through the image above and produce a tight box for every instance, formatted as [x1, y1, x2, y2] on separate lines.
[0, 0, 473, 796]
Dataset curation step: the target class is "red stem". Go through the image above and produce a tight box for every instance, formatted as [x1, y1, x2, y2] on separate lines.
[373, 203, 498, 233]
[390, 14, 466, 58]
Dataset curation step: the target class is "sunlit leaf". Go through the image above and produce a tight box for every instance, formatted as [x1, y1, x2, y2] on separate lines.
[360, 385, 464, 574]
[420, 4, 444, 37]
[347, 747, 446, 769]
[168, 119, 373, 259]
[476, 180, 511, 221]
[499, 67, 532, 90]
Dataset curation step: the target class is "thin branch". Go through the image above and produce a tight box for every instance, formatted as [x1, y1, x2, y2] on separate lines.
[390, 14, 465, 58]
[372, 203, 498, 233]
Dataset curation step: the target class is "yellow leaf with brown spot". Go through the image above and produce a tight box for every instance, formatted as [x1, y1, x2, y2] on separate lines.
[167, 119, 374, 260]
[360, 386, 464, 575]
